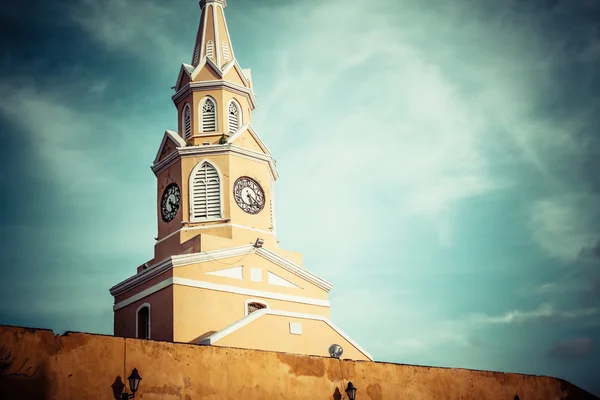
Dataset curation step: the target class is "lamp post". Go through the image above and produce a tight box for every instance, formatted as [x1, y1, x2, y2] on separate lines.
[345, 382, 357, 400]
[121, 368, 142, 400]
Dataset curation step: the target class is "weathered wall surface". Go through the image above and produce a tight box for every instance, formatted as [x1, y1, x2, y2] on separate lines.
[0, 325, 596, 400]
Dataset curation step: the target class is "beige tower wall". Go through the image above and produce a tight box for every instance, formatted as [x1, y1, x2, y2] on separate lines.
[0, 325, 596, 400]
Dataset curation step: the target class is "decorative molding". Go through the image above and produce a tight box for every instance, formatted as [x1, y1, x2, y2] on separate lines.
[267, 272, 300, 289]
[226, 123, 271, 156]
[153, 130, 187, 165]
[172, 80, 256, 110]
[111, 244, 331, 299]
[112, 275, 331, 311]
[256, 247, 333, 291]
[200, 309, 373, 360]
[113, 278, 173, 311]
[135, 303, 151, 339]
[206, 266, 243, 280]
[155, 222, 274, 245]
[173, 278, 330, 306]
[151, 143, 279, 182]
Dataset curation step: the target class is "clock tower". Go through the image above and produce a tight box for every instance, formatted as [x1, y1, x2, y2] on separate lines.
[109, 0, 371, 361]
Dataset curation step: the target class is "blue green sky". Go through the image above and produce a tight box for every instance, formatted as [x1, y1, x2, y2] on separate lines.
[1, 0, 599, 394]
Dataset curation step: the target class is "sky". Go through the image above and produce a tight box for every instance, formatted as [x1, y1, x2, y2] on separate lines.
[0, 0, 599, 395]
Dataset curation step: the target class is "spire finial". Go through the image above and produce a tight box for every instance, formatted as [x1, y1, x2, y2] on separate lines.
[200, 0, 226, 9]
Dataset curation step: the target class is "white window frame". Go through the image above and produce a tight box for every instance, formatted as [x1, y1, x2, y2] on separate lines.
[206, 40, 215, 62]
[244, 299, 269, 316]
[227, 99, 242, 134]
[135, 303, 151, 340]
[189, 159, 223, 223]
[199, 96, 218, 133]
[182, 103, 192, 139]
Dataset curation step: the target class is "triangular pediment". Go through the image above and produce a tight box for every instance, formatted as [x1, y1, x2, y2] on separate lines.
[267, 272, 301, 289]
[192, 57, 223, 81]
[222, 60, 250, 88]
[227, 124, 272, 156]
[153, 130, 187, 165]
[175, 63, 194, 91]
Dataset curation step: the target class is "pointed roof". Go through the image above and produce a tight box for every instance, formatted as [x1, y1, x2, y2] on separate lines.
[191, 0, 236, 69]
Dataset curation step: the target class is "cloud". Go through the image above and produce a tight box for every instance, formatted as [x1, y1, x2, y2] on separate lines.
[579, 240, 600, 260]
[529, 194, 600, 260]
[471, 303, 599, 325]
[548, 337, 595, 359]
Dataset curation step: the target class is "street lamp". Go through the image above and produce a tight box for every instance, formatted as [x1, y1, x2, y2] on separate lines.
[121, 368, 142, 399]
[345, 382, 357, 400]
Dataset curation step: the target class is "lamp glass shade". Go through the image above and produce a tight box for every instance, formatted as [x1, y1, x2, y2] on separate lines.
[345, 382, 357, 400]
[128, 368, 142, 393]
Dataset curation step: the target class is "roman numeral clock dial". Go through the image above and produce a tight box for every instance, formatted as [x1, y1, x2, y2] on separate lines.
[233, 177, 265, 214]
[161, 183, 181, 222]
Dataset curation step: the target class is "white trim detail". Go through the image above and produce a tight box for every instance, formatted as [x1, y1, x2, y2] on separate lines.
[267, 272, 300, 289]
[110, 245, 332, 298]
[199, 96, 217, 132]
[213, 4, 221, 67]
[244, 299, 269, 316]
[174, 278, 330, 307]
[200, 309, 373, 360]
[189, 159, 223, 222]
[151, 142, 278, 182]
[226, 124, 272, 155]
[173, 79, 255, 109]
[206, 266, 243, 280]
[113, 277, 329, 311]
[156, 222, 274, 245]
[182, 103, 192, 139]
[135, 303, 151, 339]
[153, 130, 187, 165]
[227, 98, 242, 134]
[114, 278, 173, 311]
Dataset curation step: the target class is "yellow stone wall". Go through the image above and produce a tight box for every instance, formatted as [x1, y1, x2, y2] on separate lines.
[0, 325, 595, 400]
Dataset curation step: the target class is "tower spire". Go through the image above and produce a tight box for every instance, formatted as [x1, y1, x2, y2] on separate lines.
[192, 0, 235, 68]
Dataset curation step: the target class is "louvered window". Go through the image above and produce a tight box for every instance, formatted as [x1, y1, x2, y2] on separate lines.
[228, 101, 240, 134]
[201, 98, 216, 132]
[222, 41, 230, 62]
[193, 44, 201, 65]
[191, 162, 221, 220]
[183, 104, 192, 139]
[206, 40, 214, 62]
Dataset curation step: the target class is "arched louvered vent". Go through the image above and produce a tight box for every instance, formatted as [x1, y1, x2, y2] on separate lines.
[190, 162, 221, 221]
[222, 41, 231, 62]
[228, 101, 240, 134]
[183, 104, 192, 139]
[201, 98, 216, 132]
[206, 40, 214, 62]
[193, 44, 201, 66]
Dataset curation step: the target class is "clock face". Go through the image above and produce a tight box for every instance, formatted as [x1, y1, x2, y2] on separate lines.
[161, 183, 181, 222]
[233, 177, 265, 214]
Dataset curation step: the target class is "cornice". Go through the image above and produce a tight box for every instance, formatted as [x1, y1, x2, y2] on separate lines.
[110, 245, 332, 298]
[172, 80, 256, 109]
[151, 143, 279, 181]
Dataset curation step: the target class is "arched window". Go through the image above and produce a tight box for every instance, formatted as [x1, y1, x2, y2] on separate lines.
[246, 300, 268, 316]
[228, 100, 241, 134]
[136, 304, 151, 340]
[201, 97, 217, 132]
[222, 41, 230, 62]
[206, 40, 215, 62]
[190, 161, 221, 221]
[182, 103, 192, 139]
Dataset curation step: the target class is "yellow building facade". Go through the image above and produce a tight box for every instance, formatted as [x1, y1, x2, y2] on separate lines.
[110, 0, 371, 361]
